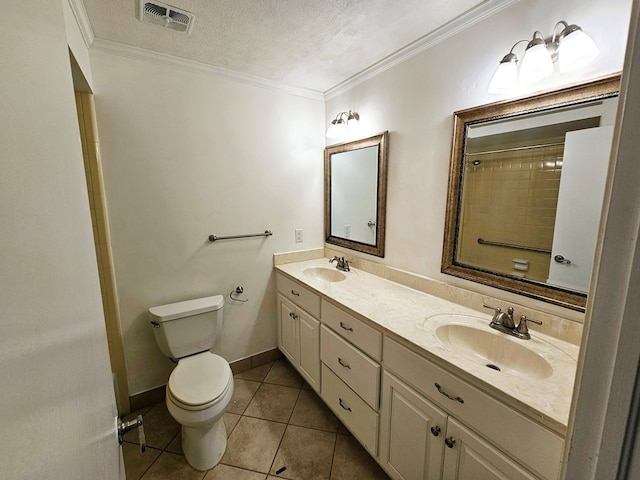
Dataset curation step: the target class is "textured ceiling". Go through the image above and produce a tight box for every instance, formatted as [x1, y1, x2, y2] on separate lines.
[81, 0, 488, 92]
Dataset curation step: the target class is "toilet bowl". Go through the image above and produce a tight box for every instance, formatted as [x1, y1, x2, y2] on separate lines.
[148, 294, 234, 471]
[165, 352, 234, 470]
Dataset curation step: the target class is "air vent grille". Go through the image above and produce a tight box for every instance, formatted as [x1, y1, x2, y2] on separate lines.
[139, 1, 195, 34]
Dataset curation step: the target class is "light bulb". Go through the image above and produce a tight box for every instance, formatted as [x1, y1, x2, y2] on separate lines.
[519, 37, 554, 84]
[488, 53, 518, 94]
[558, 26, 599, 72]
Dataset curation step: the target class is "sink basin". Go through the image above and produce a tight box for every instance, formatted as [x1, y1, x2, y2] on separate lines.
[434, 322, 553, 380]
[303, 267, 346, 282]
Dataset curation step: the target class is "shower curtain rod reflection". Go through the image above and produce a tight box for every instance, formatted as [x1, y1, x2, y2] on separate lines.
[208, 230, 273, 242]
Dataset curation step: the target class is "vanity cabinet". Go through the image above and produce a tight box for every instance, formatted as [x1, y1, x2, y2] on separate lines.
[382, 337, 563, 480]
[320, 299, 382, 456]
[275, 269, 566, 480]
[276, 275, 321, 391]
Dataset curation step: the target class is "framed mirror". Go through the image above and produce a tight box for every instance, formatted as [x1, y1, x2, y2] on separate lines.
[325, 131, 389, 257]
[442, 75, 620, 311]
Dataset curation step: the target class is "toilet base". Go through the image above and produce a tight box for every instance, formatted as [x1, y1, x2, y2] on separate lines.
[182, 417, 227, 471]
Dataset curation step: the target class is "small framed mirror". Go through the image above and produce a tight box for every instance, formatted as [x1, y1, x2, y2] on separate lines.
[325, 132, 389, 257]
[442, 75, 620, 311]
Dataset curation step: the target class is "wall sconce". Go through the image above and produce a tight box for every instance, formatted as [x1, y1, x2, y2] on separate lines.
[326, 110, 360, 139]
[488, 21, 599, 94]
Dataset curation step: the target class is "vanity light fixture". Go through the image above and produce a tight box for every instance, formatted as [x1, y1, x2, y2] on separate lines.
[488, 20, 599, 94]
[326, 110, 360, 139]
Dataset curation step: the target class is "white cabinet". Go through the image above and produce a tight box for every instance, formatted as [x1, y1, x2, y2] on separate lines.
[320, 303, 381, 456]
[382, 337, 563, 480]
[442, 418, 538, 480]
[380, 371, 538, 480]
[275, 269, 565, 480]
[276, 293, 320, 391]
[379, 371, 447, 480]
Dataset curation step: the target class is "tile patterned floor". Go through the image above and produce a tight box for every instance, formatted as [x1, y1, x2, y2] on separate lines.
[123, 359, 390, 480]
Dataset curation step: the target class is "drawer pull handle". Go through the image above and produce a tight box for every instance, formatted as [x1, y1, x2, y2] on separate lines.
[445, 437, 456, 448]
[430, 426, 441, 437]
[339, 322, 354, 332]
[337, 357, 351, 369]
[435, 383, 464, 404]
[291, 290, 300, 296]
[339, 398, 352, 412]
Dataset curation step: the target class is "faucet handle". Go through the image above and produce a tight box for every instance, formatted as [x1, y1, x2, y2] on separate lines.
[482, 303, 501, 314]
[516, 315, 543, 338]
[329, 256, 339, 263]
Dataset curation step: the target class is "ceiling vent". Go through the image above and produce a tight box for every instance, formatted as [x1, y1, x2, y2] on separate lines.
[138, 1, 195, 34]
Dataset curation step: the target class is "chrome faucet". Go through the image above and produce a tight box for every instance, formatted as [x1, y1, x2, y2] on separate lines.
[329, 256, 350, 272]
[483, 303, 542, 340]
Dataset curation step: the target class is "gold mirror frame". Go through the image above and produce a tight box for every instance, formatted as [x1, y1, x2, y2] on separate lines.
[442, 75, 620, 311]
[325, 132, 389, 257]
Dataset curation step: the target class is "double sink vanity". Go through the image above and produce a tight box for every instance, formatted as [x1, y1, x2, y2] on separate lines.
[277, 76, 621, 479]
[275, 256, 578, 480]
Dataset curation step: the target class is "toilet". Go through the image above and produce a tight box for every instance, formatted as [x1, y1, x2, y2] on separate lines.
[149, 295, 234, 471]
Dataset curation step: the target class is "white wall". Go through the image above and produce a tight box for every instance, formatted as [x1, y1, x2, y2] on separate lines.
[89, 52, 325, 395]
[325, 0, 631, 319]
[0, 1, 119, 478]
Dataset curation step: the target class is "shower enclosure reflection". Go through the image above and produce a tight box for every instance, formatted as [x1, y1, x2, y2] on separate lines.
[442, 76, 620, 310]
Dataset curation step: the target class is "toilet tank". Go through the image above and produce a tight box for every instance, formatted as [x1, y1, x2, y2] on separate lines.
[149, 295, 224, 359]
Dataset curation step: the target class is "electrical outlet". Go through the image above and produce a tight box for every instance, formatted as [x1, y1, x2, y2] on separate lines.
[344, 224, 351, 237]
[295, 228, 303, 243]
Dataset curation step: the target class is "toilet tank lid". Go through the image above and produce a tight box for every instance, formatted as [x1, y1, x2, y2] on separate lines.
[149, 295, 224, 322]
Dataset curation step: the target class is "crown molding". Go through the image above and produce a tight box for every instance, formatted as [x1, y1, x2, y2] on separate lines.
[66, 0, 95, 48]
[71, 0, 517, 102]
[324, 0, 521, 99]
[90, 38, 325, 101]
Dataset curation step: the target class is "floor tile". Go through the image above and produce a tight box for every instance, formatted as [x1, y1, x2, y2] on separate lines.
[289, 390, 339, 433]
[123, 443, 161, 480]
[270, 425, 336, 480]
[126, 402, 180, 450]
[204, 464, 267, 480]
[227, 379, 261, 414]
[330, 435, 389, 480]
[223, 412, 241, 436]
[234, 362, 274, 382]
[140, 451, 207, 480]
[221, 416, 286, 473]
[263, 360, 305, 388]
[244, 383, 300, 423]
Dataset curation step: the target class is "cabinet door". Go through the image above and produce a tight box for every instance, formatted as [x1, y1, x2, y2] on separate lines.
[442, 418, 537, 480]
[277, 295, 299, 365]
[298, 309, 320, 391]
[379, 372, 447, 480]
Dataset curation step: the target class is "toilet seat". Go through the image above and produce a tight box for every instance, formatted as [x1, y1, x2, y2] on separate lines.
[168, 353, 232, 410]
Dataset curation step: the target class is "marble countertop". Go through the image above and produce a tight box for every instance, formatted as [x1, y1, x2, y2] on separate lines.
[275, 258, 579, 435]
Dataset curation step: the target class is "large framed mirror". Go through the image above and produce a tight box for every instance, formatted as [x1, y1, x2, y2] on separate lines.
[325, 131, 389, 257]
[442, 75, 620, 311]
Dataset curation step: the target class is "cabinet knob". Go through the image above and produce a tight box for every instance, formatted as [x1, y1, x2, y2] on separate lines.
[430, 426, 441, 437]
[445, 437, 456, 448]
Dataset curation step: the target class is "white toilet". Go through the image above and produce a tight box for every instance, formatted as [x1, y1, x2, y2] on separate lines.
[149, 295, 234, 471]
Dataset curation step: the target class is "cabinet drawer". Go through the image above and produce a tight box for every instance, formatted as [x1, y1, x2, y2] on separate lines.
[321, 326, 380, 410]
[321, 299, 382, 360]
[384, 337, 564, 480]
[276, 273, 320, 318]
[321, 364, 379, 456]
